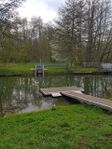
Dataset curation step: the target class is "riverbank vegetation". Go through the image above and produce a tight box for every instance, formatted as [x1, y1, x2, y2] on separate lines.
[0, 105, 112, 149]
[0, 63, 98, 76]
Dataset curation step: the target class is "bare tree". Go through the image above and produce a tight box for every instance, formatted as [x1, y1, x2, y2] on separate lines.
[0, 0, 25, 62]
[53, 0, 85, 66]
[53, 0, 112, 66]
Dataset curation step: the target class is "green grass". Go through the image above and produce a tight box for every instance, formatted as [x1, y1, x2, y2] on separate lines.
[45, 66, 67, 74]
[0, 63, 36, 75]
[0, 104, 112, 149]
[0, 63, 67, 76]
[71, 67, 98, 73]
[0, 63, 98, 76]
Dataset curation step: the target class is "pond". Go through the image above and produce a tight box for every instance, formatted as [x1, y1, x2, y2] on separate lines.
[0, 75, 112, 116]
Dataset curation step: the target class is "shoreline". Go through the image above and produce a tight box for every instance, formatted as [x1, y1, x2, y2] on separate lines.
[0, 71, 112, 77]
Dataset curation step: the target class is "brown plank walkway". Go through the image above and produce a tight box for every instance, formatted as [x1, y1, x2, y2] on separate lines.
[40, 86, 81, 97]
[61, 91, 112, 112]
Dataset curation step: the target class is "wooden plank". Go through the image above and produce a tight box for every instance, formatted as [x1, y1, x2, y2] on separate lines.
[61, 91, 112, 112]
[51, 93, 62, 97]
[40, 86, 80, 96]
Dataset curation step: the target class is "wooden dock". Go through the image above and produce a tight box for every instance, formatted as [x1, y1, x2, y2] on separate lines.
[40, 86, 112, 112]
[40, 86, 81, 97]
[61, 91, 112, 112]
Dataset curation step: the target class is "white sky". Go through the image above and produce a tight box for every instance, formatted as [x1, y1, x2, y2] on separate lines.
[18, 0, 65, 23]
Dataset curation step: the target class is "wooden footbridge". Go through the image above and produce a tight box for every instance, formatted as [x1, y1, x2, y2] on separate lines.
[40, 86, 81, 97]
[40, 86, 112, 112]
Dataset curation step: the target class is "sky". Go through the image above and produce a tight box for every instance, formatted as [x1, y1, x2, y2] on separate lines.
[18, 0, 65, 23]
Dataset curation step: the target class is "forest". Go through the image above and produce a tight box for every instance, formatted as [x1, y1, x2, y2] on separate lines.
[0, 0, 112, 66]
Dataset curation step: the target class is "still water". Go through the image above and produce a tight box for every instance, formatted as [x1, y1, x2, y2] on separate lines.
[0, 75, 112, 116]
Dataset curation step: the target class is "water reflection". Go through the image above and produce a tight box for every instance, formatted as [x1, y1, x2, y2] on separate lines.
[38, 75, 112, 99]
[0, 75, 112, 116]
[0, 77, 38, 116]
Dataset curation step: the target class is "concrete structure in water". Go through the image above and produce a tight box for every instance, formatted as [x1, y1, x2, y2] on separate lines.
[35, 64, 44, 76]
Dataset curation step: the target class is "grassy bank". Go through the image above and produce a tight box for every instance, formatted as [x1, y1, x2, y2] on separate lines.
[0, 104, 112, 149]
[0, 63, 67, 76]
[72, 67, 98, 73]
[0, 63, 36, 76]
[0, 63, 98, 76]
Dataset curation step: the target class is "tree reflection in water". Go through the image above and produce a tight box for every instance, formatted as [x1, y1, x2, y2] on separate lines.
[0, 75, 112, 116]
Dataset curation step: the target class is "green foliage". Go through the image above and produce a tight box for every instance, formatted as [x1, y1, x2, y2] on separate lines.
[0, 105, 112, 149]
